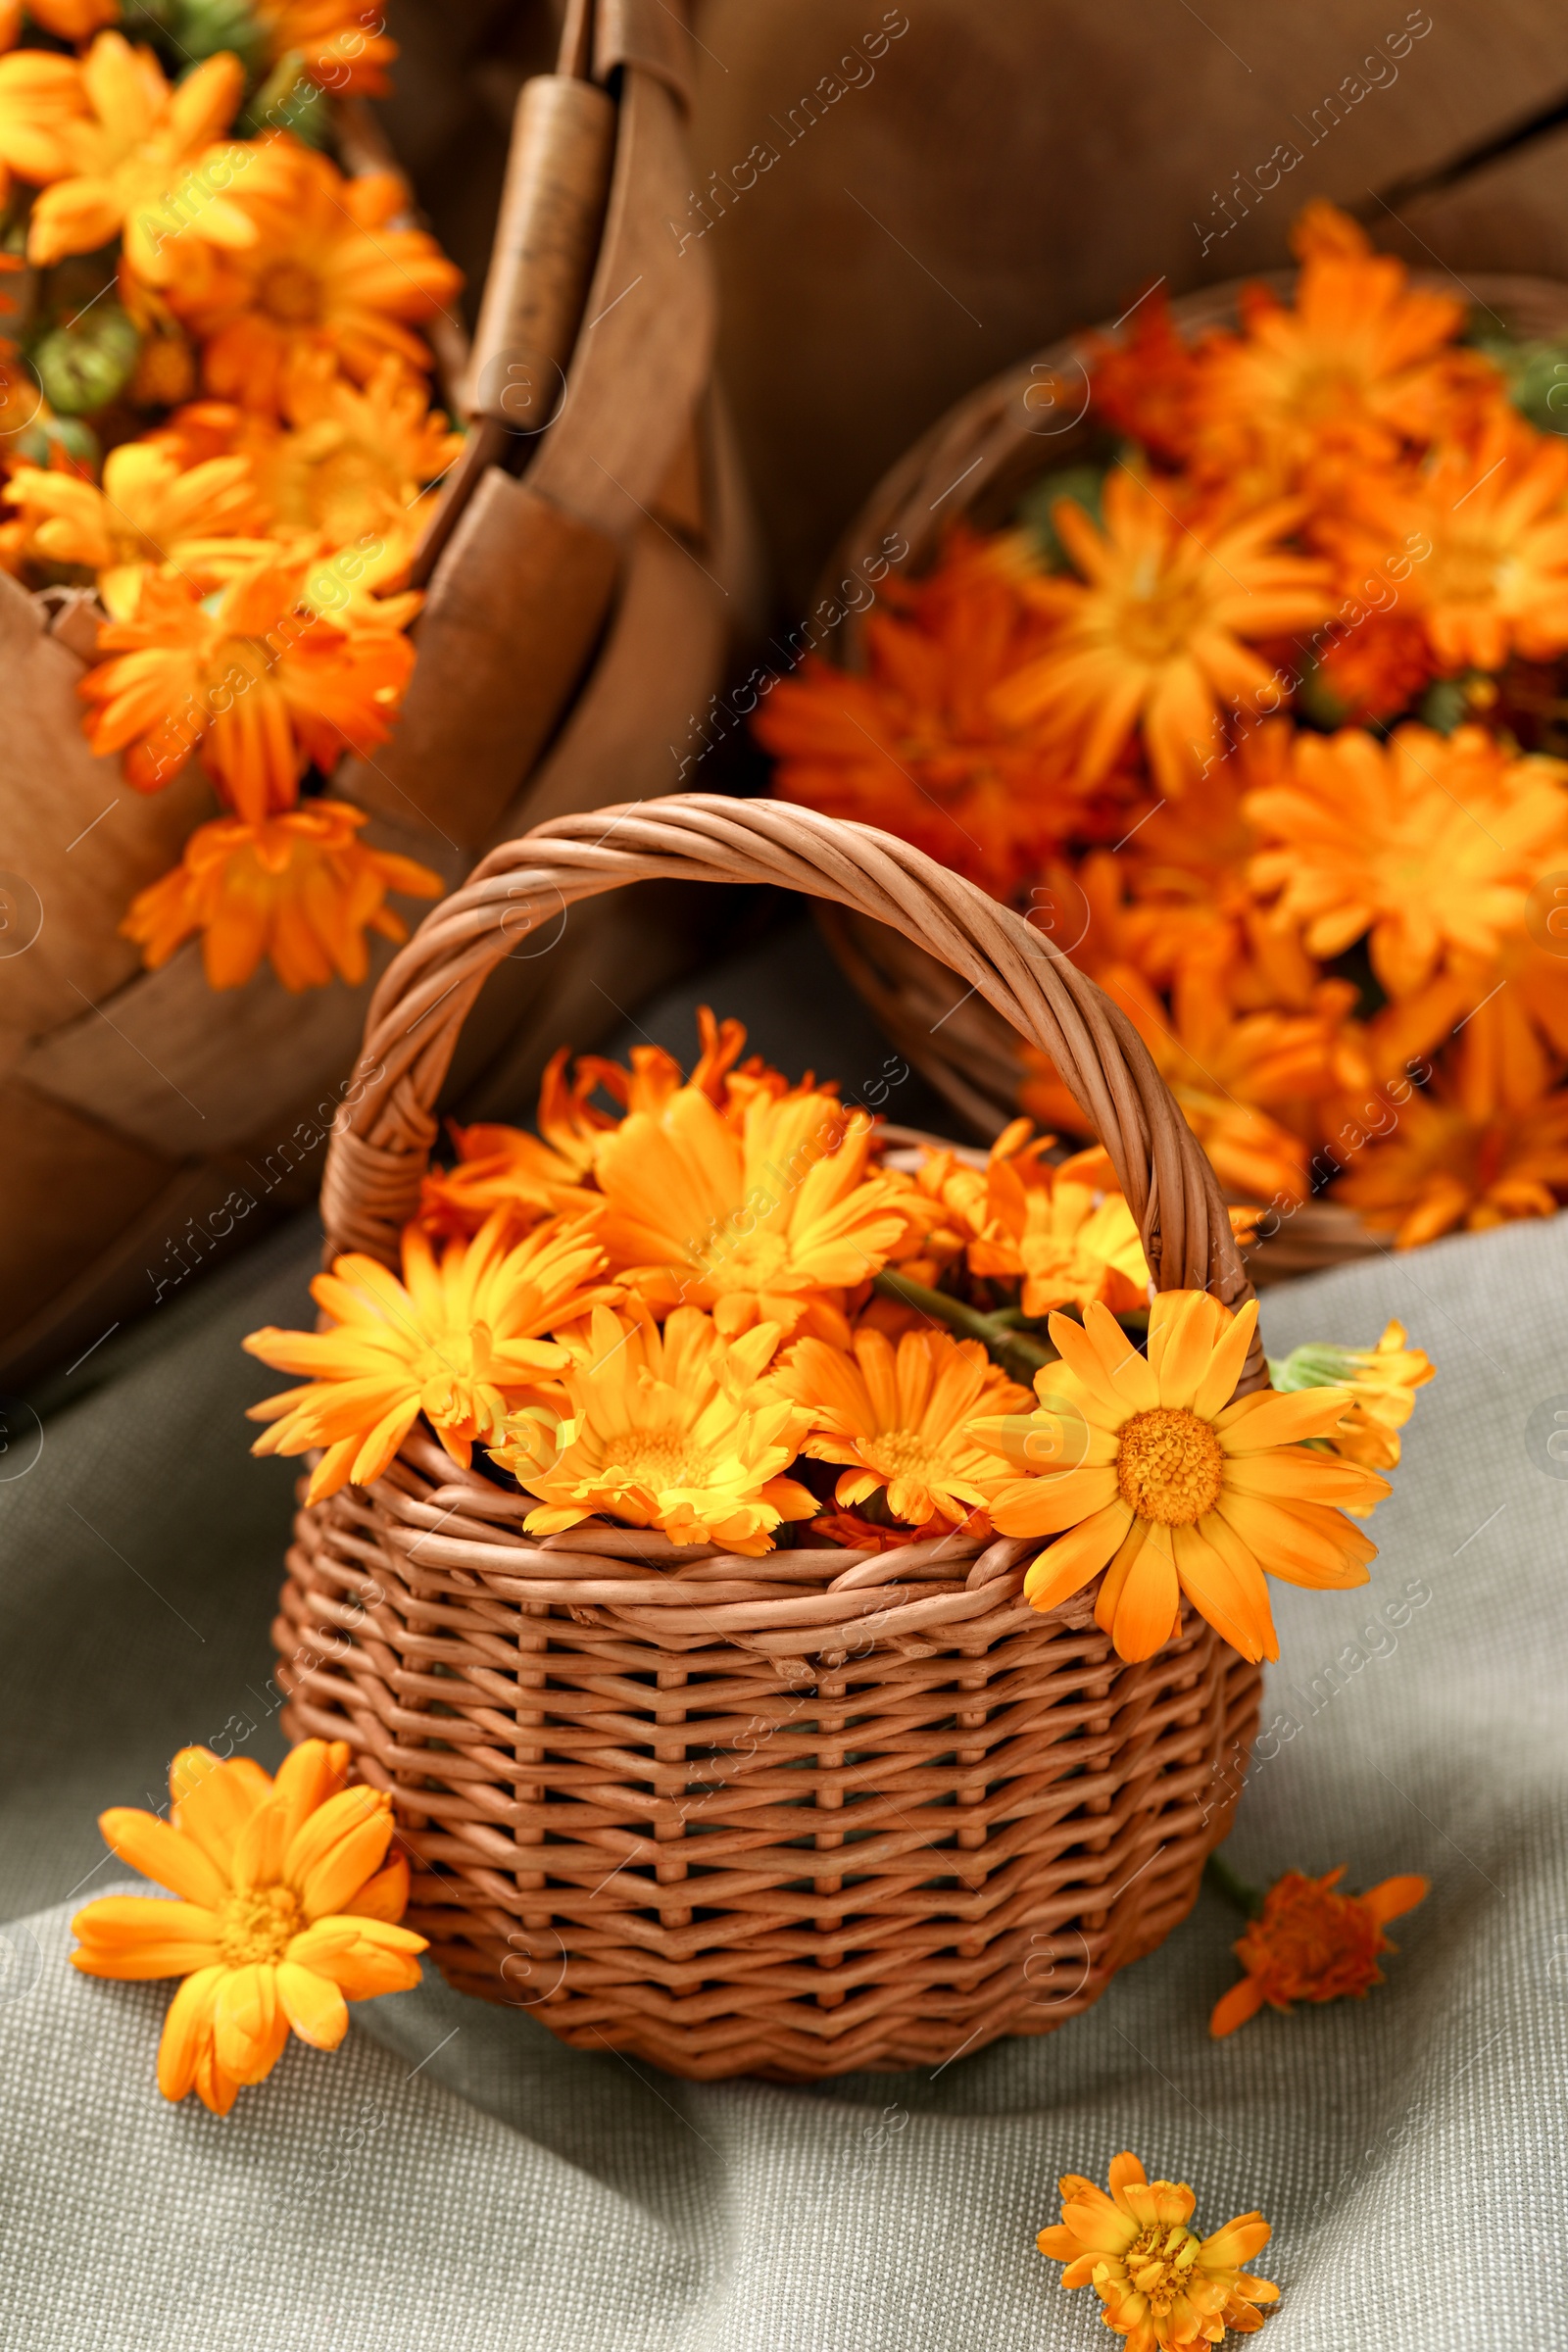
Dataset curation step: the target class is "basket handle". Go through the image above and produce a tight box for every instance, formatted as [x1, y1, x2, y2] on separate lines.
[321, 795, 1265, 1390]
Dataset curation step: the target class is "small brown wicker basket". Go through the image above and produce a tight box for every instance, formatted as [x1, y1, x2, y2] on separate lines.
[274, 795, 1264, 2080]
[808, 270, 1568, 1285]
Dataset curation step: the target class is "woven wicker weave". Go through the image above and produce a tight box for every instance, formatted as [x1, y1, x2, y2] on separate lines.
[274, 795, 1264, 2079]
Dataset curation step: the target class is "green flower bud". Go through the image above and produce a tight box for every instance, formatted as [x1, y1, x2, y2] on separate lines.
[121, 0, 268, 76]
[8, 410, 99, 473]
[241, 51, 333, 148]
[30, 303, 140, 416]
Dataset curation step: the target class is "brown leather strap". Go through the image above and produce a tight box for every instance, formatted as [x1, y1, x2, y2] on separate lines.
[593, 0, 695, 109]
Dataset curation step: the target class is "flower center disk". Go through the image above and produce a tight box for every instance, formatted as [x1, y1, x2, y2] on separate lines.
[1126, 2222, 1201, 2319]
[219, 1885, 301, 1964]
[1115, 1404, 1224, 1524]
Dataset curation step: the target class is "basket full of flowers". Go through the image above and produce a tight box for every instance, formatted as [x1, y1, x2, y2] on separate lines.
[261, 793, 1425, 2081]
[755, 201, 1568, 1282]
[0, 0, 748, 1388]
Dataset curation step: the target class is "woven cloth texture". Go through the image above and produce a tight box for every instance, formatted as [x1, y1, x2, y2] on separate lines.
[0, 932, 1563, 2350]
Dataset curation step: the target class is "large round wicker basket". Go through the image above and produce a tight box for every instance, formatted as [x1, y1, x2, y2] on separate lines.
[273, 795, 1263, 2081]
[808, 270, 1568, 1285]
[1, 0, 755, 1392]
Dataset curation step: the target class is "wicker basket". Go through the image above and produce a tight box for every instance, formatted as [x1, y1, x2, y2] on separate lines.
[273, 793, 1263, 2081]
[0, 0, 755, 1392]
[808, 270, 1568, 1285]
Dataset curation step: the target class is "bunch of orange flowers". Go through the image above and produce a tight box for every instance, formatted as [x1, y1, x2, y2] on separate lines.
[243, 1011, 1431, 1670]
[756, 200, 1568, 1250]
[0, 6, 456, 987]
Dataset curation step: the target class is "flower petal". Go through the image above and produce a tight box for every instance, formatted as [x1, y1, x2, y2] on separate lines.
[213, 1960, 283, 2082]
[1021, 1501, 1134, 1609]
[71, 1895, 220, 1980]
[285, 1786, 394, 1920]
[1361, 1873, 1429, 1926]
[347, 1852, 411, 1924]
[276, 1957, 350, 2049]
[1208, 1973, 1267, 2038]
[156, 1963, 226, 2103]
[1108, 1525, 1180, 1661]
[271, 1739, 353, 1849]
[171, 1749, 273, 1877]
[97, 1808, 227, 1909]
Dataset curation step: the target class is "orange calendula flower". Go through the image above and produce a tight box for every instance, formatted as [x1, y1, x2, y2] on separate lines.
[1020, 965, 1367, 1208]
[1322, 410, 1568, 675]
[772, 1325, 1030, 1528]
[593, 1084, 923, 1342]
[754, 538, 1082, 900]
[990, 470, 1332, 798]
[1082, 285, 1206, 467]
[27, 33, 251, 277]
[1308, 611, 1433, 726]
[418, 1012, 794, 1239]
[1334, 1058, 1568, 1246]
[247, 346, 464, 573]
[244, 1210, 620, 1502]
[34, 0, 121, 32]
[5, 439, 270, 617]
[1268, 1320, 1435, 1482]
[1209, 1865, 1429, 2037]
[0, 45, 85, 205]
[122, 800, 441, 990]
[495, 1303, 817, 1556]
[1188, 198, 1481, 497]
[255, 0, 399, 95]
[79, 559, 418, 812]
[1246, 723, 1568, 1000]
[980, 1293, 1388, 1664]
[1039, 2149, 1278, 2346]
[966, 1143, 1152, 1317]
[172, 142, 462, 411]
[72, 1740, 425, 2114]
[419, 1115, 593, 1244]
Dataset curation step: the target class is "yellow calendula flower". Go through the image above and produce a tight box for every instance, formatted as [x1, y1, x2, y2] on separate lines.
[244, 1211, 620, 1502]
[0, 45, 86, 209]
[1268, 1319, 1435, 1489]
[5, 440, 270, 618]
[495, 1303, 817, 1556]
[593, 1084, 923, 1342]
[772, 1325, 1031, 1530]
[979, 1293, 1388, 1664]
[1038, 2150, 1279, 2346]
[72, 1740, 425, 2115]
[27, 32, 252, 276]
[251, 349, 464, 574]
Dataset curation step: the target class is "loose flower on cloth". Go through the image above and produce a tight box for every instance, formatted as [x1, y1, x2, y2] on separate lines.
[1208, 1864, 1429, 2037]
[0, 10, 459, 991]
[1038, 2151, 1279, 2345]
[755, 197, 1568, 1252]
[244, 1012, 1432, 1668]
[72, 1740, 425, 2114]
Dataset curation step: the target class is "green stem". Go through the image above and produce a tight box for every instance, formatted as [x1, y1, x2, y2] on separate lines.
[872, 1269, 1057, 1387]
[1204, 1849, 1265, 1920]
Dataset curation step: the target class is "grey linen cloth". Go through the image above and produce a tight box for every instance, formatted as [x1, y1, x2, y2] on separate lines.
[1, 936, 1564, 2350]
